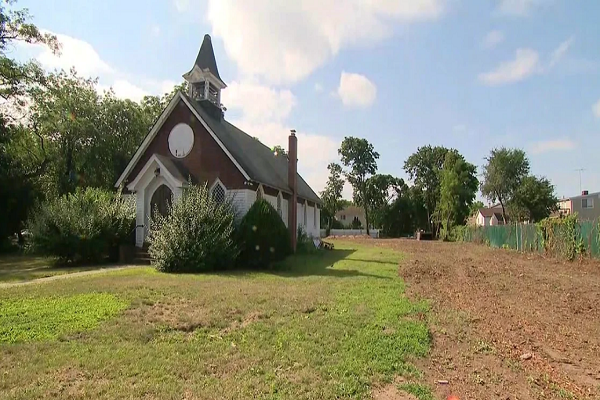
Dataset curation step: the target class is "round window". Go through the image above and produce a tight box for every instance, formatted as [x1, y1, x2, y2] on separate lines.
[168, 123, 194, 158]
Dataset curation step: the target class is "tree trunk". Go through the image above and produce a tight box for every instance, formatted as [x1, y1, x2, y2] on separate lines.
[498, 196, 507, 224]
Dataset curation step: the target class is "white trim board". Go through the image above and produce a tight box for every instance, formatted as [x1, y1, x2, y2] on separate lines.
[127, 154, 185, 191]
[115, 91, 250, 188]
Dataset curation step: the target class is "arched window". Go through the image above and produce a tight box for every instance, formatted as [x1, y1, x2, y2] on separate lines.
[277, 192, 282, 218]
[211, 180, 226, 204]
[256, 185, 264, 201]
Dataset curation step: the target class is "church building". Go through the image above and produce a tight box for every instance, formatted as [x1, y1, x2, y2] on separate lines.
[115, 35, 322, 249]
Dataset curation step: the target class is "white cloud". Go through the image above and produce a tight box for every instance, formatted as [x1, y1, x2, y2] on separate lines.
[336, 72, 377, 108]
[20, 29, 177, 101]
[530, 138, 577, 155]
[482, 30, 504, 49]
[314, 83, 323, 92]
[496, 0, 545, 16]
[224, 81, 296, 123]
[173, 0, 190, 12]
[549, 36, 574, 68]
[593, 99, 600, 118]
[222, 80, 340, 194]
[207, 0, 445, 84]
[111, 80, 150, 102]
[478, 48, 540, 85]
[32, 30, 113, 77]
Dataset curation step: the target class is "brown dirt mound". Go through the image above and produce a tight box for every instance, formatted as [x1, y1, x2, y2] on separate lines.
[355, 238, 600, 400]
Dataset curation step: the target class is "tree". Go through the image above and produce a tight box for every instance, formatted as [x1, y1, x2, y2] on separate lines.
[508, 175, 558, 222]
[0, 0, 59, 102]
[404, 146, 478, 232]
[481, 148, 529, 223]
[435, 153, 462, 239]
[364, 174, 405, 228]
[272, 145, 287, 157]
[320, 163, 345, 232]
[0, 0, 58, 244]
[338, 137, 379, 235]
[469, 201, 485, 216]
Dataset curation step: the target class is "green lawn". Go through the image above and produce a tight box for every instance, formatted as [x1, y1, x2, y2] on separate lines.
[0, 240, 432, 399]
[0, 255, 119, 283]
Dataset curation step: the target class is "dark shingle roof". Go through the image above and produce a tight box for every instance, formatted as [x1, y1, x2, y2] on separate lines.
[185, 94, 321, 204]
[194, 34, 223, 83]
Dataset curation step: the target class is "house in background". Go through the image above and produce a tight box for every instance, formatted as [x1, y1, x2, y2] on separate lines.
[558, 190, 599, 220]
[335, 205, 366, 228]
[475, 204, 506, 227]
[115, 34, 322, 248]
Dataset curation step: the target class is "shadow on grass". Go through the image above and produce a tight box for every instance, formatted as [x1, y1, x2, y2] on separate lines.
[0, 255, 123, 283]
[223, 249, 392, 280]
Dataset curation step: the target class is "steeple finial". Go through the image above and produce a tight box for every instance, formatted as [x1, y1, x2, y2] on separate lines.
[194, 34, 223, 84]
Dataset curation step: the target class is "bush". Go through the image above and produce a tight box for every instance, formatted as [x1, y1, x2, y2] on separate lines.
[296, 226, 318, 254]
[148, 184, 238, 273]
[237, 199, 292, 269]
[28, 188, 134, 263]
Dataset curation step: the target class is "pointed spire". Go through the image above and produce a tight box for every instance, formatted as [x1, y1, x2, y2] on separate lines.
[194, 34, 222, 83]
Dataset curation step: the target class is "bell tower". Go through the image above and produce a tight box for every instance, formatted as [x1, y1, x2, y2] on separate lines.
[183, 34, 227, 109]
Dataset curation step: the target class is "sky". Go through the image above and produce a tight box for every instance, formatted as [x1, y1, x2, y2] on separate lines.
[11, 0, 600, 201]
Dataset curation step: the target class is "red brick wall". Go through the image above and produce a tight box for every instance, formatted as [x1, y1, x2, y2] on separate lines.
[125, 100, 247, 189]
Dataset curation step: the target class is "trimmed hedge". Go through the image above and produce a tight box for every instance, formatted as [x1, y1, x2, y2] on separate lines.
[237, 199, 292, 268]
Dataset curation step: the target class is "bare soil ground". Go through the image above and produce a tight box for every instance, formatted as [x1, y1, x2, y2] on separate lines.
[358, 238, 600, 400]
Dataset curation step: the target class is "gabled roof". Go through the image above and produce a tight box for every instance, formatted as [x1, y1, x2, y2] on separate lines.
[115, 91, 321, 204]
[184, 94, 321, 204]
[194, 34, 223, 83]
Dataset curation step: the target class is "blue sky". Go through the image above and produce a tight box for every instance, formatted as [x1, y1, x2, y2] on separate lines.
[13, 0, 600, 200]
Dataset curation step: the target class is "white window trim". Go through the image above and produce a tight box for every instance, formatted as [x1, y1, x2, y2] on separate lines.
[582, 198, 594, 209]
[314, 204, 317, 228]
[209, 178, 227, 202]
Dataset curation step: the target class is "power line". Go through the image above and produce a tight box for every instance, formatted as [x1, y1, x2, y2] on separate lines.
[575, 168, 586, 193]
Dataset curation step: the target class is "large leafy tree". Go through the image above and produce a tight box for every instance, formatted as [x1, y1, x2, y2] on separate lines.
[338, 137, 379, 234]
[508, 175, 558, 222]
[320, 163, 345, 231]
[0, 0, 58, 243]
[0, 0, 58, 102]
[481, 147, 530, 223]
[435, 152, 462, 239]
[364, 174, 406, 228]
[404, 145, 478, 232]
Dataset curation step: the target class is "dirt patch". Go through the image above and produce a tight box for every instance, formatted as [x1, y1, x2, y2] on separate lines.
[372, 384, 418, 400]
[353, 238, 600, 399]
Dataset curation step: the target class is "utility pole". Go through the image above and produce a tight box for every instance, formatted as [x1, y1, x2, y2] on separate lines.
[575, 168, 585, 193]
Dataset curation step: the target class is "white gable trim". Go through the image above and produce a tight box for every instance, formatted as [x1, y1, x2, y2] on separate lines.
[115, 91, 250, 188]
[178, 94, 250, 181]
[127, 154, 185, 191]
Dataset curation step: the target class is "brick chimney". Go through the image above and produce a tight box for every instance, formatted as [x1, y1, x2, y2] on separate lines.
[288, 130, 298, 252]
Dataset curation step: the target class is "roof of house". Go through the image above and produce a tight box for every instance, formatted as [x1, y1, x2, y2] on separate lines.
[479, 207, 505, 221]
[194, 34, 222, 83]
[335, 205, 364, 216]
[569, 191, 600, 200]
[185, 94, 321, 204]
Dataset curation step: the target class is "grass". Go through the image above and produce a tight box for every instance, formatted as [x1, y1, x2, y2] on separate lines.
[0, 255, 107, 283]
[0, 240, 431, 399]
[0, 293, 128, 343]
